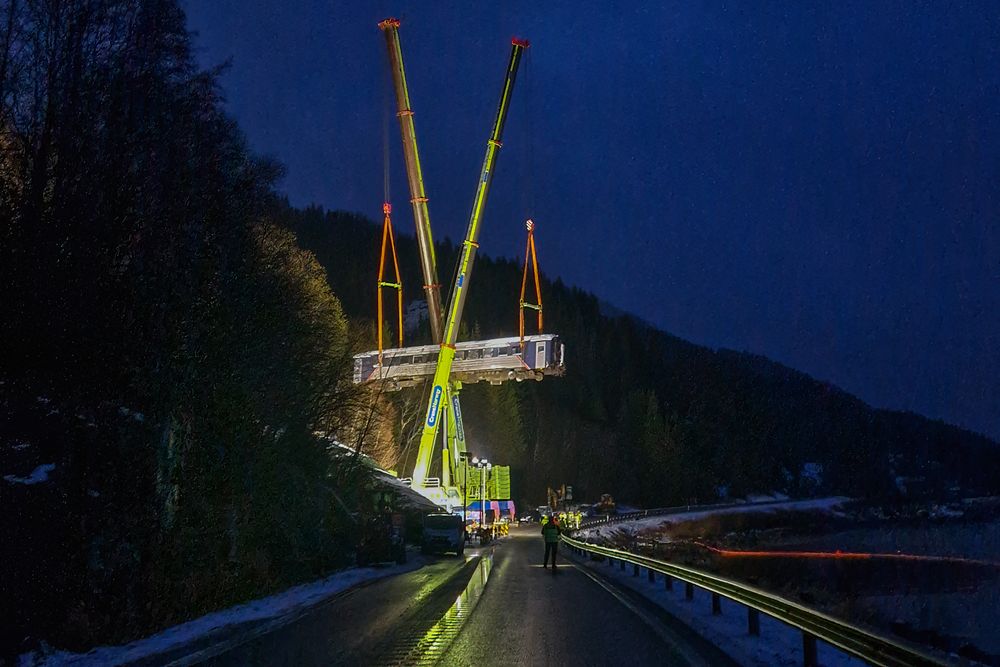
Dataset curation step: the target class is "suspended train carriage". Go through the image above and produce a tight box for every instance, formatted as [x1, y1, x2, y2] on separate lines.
[354, 334, 565, 390]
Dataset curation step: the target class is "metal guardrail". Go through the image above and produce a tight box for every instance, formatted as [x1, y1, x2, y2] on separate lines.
[561, 534, 950, 667]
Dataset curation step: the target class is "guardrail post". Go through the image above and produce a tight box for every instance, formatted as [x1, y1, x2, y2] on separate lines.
[633, 564, 640, 577]
[571, 512, 941, 666]
[802, 633, 817, 667]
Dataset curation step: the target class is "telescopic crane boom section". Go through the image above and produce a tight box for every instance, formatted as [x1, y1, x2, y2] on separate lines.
[519, 219, 543, 348]
[378, 18, 445, 343]
[379, 18, 469, 500]
[376, 202, 403, 361]
[441, 39, 529, 348]
[412, 38, 529, 488]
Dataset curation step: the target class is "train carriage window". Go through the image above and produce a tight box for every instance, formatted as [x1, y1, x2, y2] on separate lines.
[489, 347, 499, 358]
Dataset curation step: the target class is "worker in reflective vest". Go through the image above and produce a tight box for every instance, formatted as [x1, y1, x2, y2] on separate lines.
[541, 515, 561, 569]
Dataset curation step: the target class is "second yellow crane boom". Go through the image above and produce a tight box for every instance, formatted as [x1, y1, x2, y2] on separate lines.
[412, 38, 529, 488]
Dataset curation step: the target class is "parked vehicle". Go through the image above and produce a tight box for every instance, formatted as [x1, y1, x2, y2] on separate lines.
[422, 513, 465, 556]
[357, 511, 406, 566]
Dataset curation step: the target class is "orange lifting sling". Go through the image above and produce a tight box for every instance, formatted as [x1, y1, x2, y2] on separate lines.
[519, 218, 543, 349]
[377, 201, 404, 363]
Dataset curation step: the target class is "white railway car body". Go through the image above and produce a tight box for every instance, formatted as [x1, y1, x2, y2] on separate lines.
[353, 334, 565, 389]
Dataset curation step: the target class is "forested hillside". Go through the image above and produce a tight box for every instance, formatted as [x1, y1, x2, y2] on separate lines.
[0, 1, 374, 655]
[286, 206, 1000, 508]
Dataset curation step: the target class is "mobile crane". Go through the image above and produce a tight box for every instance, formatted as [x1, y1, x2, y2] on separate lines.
[375, 21, 534, 511]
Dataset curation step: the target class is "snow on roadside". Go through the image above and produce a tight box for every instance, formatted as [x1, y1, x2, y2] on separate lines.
[577, 497, 851, 540]
[569, 550, 868, 667]
[19, 556, 427, 667]
[4, 463, 56, 485]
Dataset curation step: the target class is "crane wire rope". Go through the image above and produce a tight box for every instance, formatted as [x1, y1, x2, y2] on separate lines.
[377, 51, 403, 364]
[518, 47, 542, 349]
[383, 55, 391, 206]
[523, 46, 536, 219]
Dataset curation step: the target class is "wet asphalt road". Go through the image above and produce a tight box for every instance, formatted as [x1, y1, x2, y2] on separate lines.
[435, 526, 710, 667]
[194, 525, 732, 666]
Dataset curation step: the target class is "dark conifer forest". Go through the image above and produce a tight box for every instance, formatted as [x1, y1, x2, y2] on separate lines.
[288, 206, 1000, 509]
[1, 0, 997, 657]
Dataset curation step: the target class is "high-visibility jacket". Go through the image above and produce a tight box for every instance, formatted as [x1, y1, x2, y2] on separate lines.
[541, 522, 561, 544]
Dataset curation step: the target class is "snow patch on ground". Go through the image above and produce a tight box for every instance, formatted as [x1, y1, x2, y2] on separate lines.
[4, 463, 56, 485]
[577, 497, 851, 540]
[20, 556, 427, 667]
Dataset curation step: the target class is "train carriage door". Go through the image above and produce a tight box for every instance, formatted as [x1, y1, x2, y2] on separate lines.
[535, 341, 546, 369]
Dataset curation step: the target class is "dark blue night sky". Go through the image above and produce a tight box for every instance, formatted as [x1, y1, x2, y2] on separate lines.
[183, 1, 1000, 440]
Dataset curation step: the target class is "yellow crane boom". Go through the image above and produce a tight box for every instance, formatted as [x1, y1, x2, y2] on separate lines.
[412, 38, 529, 487]
[378, 18, 471, 498]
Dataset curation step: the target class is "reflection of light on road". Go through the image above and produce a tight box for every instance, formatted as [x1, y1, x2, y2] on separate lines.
[694, 542, 1000, 567]
[402, 554, 494, 665]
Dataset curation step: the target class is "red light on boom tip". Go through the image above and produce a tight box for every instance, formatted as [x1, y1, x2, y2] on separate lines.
[383, 202, 391, 215]
[378, 17, 401, 30]
[511, 37, 530, 48]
